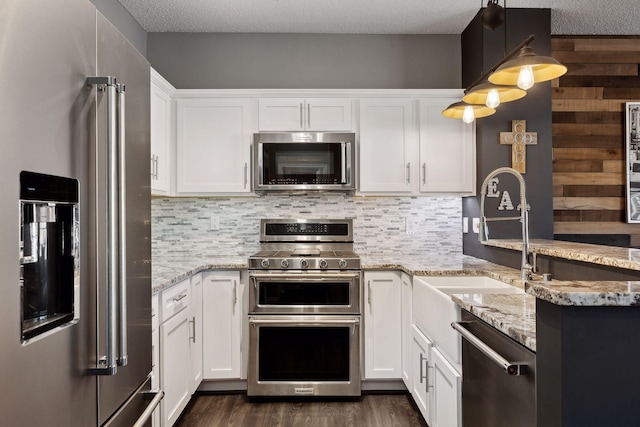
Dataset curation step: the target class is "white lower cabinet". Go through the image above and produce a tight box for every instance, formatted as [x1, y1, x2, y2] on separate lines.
[432, 347, 462, 427]
[159, 290, 192, 427]
[158, 274, 204, 427]
[364, 271, 402, 379]
[151, 294, 160, 427]
[401, 272, 412, 388]
[189, 273, 203, 393]
[202, 271, 243, 379]
[411, 324, 433, 426]
[410, 276, 463, 427]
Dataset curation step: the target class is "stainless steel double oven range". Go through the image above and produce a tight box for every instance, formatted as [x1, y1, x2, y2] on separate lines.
[248, 219, 361, 397]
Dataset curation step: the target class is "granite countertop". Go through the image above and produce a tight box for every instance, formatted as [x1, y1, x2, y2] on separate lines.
[152, 256, 247, 294]
[153, 251, 536, 349]
[451, 292, 537, 351]
[526, 279, 640, 306]
[483, 239, 640, 306]
[484, 238, 640, 272]
[362, 254, 527, 290]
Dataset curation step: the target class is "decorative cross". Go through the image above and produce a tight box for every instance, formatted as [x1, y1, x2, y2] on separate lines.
[499, 120, 537, 174]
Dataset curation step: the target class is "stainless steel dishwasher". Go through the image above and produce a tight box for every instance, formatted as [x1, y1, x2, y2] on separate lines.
[453, 310, 536, 427]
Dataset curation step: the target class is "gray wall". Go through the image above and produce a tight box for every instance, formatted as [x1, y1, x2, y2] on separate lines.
[462, 9, 554, 263]
[147, 33, 461, 89]
[90, 0, 147, 55]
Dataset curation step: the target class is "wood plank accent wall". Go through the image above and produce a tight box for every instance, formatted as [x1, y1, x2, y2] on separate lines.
[552, 36, 640, 238]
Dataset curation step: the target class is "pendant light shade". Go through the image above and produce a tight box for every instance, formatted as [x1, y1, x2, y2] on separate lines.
[442, 102, 496, 123]
[488, 46, 568, 88]
[462, 82, 526, 108]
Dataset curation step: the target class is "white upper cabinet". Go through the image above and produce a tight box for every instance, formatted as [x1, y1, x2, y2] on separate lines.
[176, 98, 251, 194]
[258, 98, 352, 131]
[418, 97, 475, 194]
[150, 68, 175, 195]
[359, 98, 417, 193]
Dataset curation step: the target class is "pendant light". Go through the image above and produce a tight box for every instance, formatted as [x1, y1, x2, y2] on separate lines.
[488, 46, 568, 89]
[462, 82, 526, 108]
[442, 102, 496, 124]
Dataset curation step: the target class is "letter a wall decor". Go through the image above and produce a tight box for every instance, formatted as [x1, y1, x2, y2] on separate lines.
[499, 120, 537, 174]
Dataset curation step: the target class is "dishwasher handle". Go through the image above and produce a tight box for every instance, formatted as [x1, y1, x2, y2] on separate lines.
[452, 321, 528, 376]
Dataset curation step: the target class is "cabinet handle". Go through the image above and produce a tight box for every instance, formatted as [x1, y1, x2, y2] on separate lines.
[419, 353, 428, 384]
[189, 316, 196, 343]
[406, 163, 411, 184]
[307, 103, 311, 128]
[244, 163, 248, 189]
[233, 279, 238, 313]
[150, 155, 155, 180]
[299, 103, 304, 129]
[422, 162, 426, 185]
[173, 293, 187, 302]
[367, 280, 372, 312]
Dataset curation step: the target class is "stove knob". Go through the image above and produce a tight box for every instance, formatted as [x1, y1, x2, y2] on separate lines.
[300, 259, 309, 269]
[339, 259, 348, 269]
[280, 259, 290, 268]
[261, 259, 270, 269]
[319, 259, 328, 269]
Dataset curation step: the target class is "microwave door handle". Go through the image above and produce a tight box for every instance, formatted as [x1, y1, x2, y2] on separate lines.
[341, 142, 347, 184]
[116, 83, 128, 367]
[87, 76, 118, 376]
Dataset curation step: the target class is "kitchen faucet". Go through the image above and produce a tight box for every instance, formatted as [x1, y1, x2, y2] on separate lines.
[479, 167, 534, 281]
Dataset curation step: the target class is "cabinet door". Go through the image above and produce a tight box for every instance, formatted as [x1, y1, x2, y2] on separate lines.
[411, 325, 433, 426]
[150, 69, 173, 195]
[176, 98, 251, 193]
[258, 98, 305, 131]
[401, 273, 412, 388]
[306, 98, 352, 131]
[359, 99, 416, 193]
[419, 97, 475, 194]
[432, 347, 462, 427]
[202, 271, 242, 379]
[364, 271, 402, 379]
[189, 273, 203, 393]
[160, 308, 191, 427]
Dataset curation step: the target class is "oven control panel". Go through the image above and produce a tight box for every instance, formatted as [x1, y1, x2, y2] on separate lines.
[249, 256, 360, 270]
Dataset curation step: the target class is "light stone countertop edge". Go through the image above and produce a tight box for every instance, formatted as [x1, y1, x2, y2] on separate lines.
[484, 238, 640, 272]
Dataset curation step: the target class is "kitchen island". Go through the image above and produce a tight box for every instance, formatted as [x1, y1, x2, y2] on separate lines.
[479, 239, 640, 427]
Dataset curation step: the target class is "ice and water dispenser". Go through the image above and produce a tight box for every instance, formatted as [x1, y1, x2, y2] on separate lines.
[20, 171, 80, 342]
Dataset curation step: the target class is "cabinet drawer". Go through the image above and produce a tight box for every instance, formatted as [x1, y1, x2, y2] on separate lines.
[160, 279, 191, 323]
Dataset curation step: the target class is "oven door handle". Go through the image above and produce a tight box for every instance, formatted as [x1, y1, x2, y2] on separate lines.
[249, 318, 360, 326]
[249, 273, 361, 281]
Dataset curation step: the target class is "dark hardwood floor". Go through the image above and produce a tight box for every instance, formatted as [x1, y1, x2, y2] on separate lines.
[175, 393, 427, 427]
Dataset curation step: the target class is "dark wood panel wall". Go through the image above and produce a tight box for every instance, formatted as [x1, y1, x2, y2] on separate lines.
[551, 36, 640, 243]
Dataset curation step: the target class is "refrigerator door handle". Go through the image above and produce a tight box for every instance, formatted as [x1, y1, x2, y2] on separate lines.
[116, 83, 128, 367]
[87, 76, 119, 376]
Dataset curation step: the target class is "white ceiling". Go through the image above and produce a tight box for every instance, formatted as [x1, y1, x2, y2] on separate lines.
[118, 0, 640, 35]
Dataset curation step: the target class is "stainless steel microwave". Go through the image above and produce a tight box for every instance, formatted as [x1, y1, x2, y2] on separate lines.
[253, 132, 356, 192]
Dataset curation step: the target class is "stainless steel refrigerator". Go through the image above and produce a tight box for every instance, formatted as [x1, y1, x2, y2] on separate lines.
[0, 0, 158, 425]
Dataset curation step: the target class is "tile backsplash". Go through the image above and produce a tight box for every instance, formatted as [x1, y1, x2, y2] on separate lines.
[152, 194, 463, 258]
